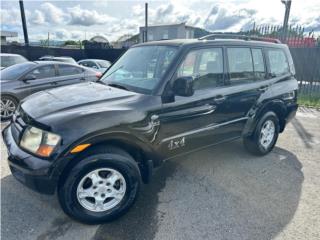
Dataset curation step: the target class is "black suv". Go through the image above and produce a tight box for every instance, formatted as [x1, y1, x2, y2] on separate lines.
[2, 36, 298, 223]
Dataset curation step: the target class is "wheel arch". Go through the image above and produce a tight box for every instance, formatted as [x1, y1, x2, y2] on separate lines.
[243, 99, 287, 137]
[57, 133, 159, 189]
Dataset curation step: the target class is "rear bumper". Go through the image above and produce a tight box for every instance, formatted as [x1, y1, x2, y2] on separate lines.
[285, 103, 298, 123]
[2, 125, 57, 194]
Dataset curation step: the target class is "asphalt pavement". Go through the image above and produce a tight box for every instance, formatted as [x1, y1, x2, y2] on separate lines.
[1, 107, 320, 240]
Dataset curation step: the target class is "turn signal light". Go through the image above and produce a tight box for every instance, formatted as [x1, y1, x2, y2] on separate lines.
[70, 143, 91, 153]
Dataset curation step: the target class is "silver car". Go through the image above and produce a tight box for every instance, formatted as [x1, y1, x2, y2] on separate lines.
[0, 53, 28, 70]
[78, 59, 111, 73]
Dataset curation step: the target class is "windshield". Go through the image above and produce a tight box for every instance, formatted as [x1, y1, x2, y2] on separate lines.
[100, 45, 178, 94]
[54, 58, 76, 63]
[0, 62, 35, 80]
[97, 60, 111, 68]
[1, 55, 27, 68]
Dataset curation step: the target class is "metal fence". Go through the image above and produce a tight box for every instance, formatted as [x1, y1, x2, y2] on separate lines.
[0, 45, 125, 63]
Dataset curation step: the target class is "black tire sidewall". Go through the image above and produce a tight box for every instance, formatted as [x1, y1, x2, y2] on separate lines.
[254, 112, 279, 155]
[58, 154, 140, 224]
[1, 95, 18, 121]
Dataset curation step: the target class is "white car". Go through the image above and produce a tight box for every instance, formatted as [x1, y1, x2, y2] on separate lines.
[0, 53, 28, 70]
[78, 59, 111, 73]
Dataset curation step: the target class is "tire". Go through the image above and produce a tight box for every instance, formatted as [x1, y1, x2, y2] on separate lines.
[1, 95, 18, 122]
[58, 146, 141, 224]
[243, 111, 280, 156]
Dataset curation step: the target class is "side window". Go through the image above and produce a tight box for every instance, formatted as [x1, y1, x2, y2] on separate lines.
[252, 49, 266, 80]
[58, 65, 83, 76]
[85, 61, 97, 68]
[227, 48, 254, 84]
[177, 48, 224, 90]
[26, 65, 56, 79]
[267, 49, 289, 76]
[78, 61, 88, 67]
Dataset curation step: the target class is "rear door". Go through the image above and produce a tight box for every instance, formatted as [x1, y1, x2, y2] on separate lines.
[55, 64, 87, 86]
[18, 64, 57, 98]
[221, 46, 270, 133]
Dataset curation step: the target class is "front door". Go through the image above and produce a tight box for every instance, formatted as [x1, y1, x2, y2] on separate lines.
[154, 47, 233, 158]
[18, 64, 57, 99]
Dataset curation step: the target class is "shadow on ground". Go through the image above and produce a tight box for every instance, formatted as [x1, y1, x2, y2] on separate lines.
[92, 141, 304, 240]
[1, 141, 304, 240]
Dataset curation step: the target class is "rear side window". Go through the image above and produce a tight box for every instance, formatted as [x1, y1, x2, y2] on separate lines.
[252, 49, 266, 80]
[267, 49, 289, 76]
[58, 65, 83, 76]
[177, 48, 224, 90]
[227, 48, 254, 84]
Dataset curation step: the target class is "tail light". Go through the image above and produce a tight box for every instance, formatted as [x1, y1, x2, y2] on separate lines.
[95, 72, 102, 79]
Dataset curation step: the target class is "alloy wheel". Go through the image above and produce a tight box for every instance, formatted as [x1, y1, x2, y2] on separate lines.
[76, 168, 126, 212]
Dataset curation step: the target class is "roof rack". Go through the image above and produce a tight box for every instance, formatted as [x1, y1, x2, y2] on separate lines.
[199, 34, 282, 44]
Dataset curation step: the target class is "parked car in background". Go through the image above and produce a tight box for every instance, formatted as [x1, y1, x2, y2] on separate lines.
[0, 61, 101, 121]
[0, 53, 28, 69]
[38, 56, 77, 64]
[78, 59, 111, 73]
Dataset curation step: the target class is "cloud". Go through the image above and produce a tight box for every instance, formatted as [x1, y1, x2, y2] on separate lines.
[30, 10, 46, 25]
[67, 5, 115, 26]
[40, 2, 66, 24]
[0, 8, 21, 26]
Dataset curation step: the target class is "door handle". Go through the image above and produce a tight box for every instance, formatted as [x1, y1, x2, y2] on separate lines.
[80, 77, 86, 81]
[50, 82, 58, 85]
[258, 86, 268, 92]
[214, 95, 226, 104]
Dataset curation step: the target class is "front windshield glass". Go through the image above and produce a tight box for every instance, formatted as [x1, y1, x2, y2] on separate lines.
[100, 45, 178, 94]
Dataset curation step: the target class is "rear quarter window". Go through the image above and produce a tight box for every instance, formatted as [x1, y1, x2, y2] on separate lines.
[266, 48, 290, 76]
[58, 65, 84, 76]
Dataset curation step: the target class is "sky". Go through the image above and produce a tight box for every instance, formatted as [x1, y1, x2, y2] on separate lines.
[1, 0, 320, 42]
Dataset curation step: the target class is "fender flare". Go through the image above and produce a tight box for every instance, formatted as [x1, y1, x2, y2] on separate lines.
[242, 99, 287, 137]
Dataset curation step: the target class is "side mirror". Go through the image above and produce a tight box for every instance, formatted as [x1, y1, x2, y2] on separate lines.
[92, 65, 98, 69]
[23, 74, 36, 81]
[173, 76, 194, 97]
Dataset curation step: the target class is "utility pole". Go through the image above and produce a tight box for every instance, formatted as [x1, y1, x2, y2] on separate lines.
[47, 32, 50, 48]
[281, 0, 292, 41]
[19, 0, 29, 46]
[144, 2, 148, 42]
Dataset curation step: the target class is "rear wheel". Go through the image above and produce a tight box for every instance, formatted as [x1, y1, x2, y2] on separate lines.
[1, 95, 18, 121]
[58, 146, 141, 224]
[244, 112, 280, 156]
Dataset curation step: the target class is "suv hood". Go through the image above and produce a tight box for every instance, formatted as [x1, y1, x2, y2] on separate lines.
[21, 82, 138, 119]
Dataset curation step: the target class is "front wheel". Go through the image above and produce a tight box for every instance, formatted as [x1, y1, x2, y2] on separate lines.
[58, 146, 141, 224]
[244, 112, 280, 156]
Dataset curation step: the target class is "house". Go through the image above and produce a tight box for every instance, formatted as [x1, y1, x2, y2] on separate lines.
[0, 31, 18, 45]
[139, 23, 211, 42]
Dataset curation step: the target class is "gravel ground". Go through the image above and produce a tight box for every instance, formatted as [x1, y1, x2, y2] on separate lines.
[1, 107, 320, 240]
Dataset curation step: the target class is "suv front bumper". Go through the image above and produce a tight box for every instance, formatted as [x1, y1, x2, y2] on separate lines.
[2, 125, 57, 194]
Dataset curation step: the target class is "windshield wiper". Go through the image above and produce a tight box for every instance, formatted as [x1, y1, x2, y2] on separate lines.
[107, 83, 129, 91]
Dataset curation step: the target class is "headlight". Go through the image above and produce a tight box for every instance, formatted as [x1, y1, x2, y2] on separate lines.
[20, 126, 61, 157]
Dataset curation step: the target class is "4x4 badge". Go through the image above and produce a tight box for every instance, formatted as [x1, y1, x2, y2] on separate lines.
[168, 137, 185, 150]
